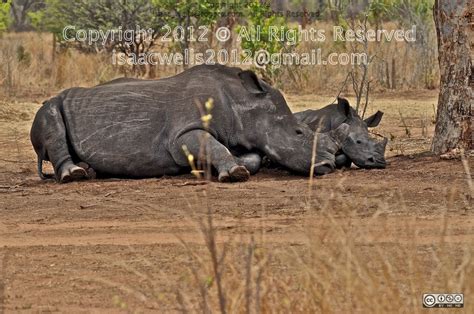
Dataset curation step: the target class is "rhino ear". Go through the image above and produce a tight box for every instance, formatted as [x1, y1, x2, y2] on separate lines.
[364, 111, 384, 127]
[239, 70, 267, 95]
[336, 97, 352, 118]
[329, 123, 350, 145]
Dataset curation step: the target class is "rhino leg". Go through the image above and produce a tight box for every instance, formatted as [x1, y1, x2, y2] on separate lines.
[173, 130, 250, 182]
[235, 152, 262, 175]
[59, 165, 88, 183]
[30, 97, 87, 183]
[335, 153, 352, 169]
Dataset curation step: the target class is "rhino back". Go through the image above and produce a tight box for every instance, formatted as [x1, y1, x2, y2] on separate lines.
[59, 65, 254, 177]
[294, 104, 348, 132]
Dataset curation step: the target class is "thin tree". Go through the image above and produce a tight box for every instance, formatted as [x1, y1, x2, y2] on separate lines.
[431, 0, 473, 154]
[10, 0, 44, 31]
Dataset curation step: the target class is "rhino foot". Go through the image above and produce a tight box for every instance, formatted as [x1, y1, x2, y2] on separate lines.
[86, 167, 97, 179]
[77, 162, 97, 179]
[218, 165, 250, 183]
[60, 165, 88, 183]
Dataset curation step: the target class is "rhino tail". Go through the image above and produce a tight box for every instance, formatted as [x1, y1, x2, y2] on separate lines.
[37, 156, 54, 180]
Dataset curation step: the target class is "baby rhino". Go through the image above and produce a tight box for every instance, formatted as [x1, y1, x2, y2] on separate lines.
[294, 97, 387, 169]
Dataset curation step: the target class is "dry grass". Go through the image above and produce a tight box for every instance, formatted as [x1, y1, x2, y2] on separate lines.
[271, 21, 439, 93]
[165, 94, 469, 313]
[172, 173, 472, 313]
[0, 32, 120, 98]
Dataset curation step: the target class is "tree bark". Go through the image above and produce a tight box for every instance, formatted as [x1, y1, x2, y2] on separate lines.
[431, 0, 473, 154]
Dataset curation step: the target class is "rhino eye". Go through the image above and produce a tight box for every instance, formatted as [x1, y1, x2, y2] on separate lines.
[295, 125, 306, 136]
[356, 140, 362, 144]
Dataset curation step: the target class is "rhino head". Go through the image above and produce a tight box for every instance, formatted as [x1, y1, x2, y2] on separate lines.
[335, 98, 387, 169]
[235, 70, 348, 174]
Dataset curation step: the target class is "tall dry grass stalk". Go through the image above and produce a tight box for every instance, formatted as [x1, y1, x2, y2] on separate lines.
[460, 149, 473, 199]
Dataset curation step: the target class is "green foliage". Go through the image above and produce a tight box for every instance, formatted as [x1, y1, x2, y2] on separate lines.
[152, 0, 224, 55]
[154, 0, 222, 30]
[28, 0, 67, 35]
[237, 0, 297, 82]
[368, 0, 394, 26]
[29, 0, 164, 51]
[29, 0, 226, 57]
[0, 0, 11, 33]
[323, 0, 434, 26]
[393, 0, 435, 24]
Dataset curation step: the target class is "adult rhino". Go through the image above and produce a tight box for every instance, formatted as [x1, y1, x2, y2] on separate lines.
[31, 64, 349, 183]
[294, 97, 387, 169]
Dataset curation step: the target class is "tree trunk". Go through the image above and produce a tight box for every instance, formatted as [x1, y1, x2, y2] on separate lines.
[391, 58, 396, 89]
[301, 1, 308, 29]
[431, 0, 473, 154]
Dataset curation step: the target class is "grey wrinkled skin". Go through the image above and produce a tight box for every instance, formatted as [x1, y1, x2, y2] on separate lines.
[294, 97, 388, 169]
[30, 64, 347, 183]
[310, 123, 350, 174]
[245, 122, 350, 175]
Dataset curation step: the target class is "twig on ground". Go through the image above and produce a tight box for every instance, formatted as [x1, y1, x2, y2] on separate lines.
[0, 158, 31, 163]
[361, 81, 371, 119]
[174, 181, 208, 187]
[79, 204, 98, 209]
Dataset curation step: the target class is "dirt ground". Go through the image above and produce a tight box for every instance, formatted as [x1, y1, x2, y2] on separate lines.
[0, 91, 473, 312]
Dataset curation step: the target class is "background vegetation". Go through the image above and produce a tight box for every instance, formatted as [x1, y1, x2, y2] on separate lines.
[0, 0, 437, 99]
